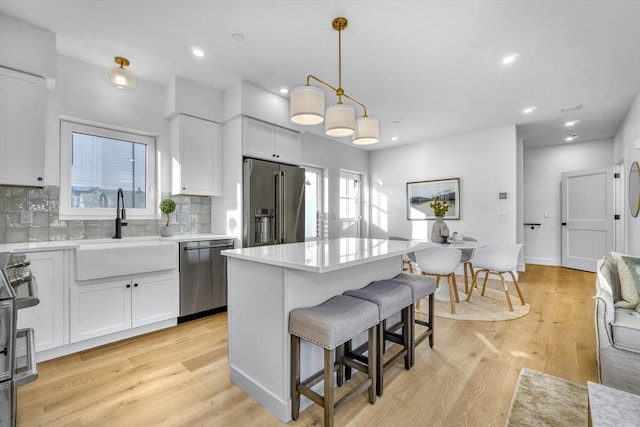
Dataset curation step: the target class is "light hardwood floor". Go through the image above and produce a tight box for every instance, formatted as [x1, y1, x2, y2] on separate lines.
[18, 264, 598, 426]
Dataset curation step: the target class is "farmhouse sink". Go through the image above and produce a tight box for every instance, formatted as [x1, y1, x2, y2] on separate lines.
[75, 240, 178, 281]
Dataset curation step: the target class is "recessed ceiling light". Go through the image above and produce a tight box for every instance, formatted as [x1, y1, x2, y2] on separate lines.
[232, 33, 245, 42]
[523, 106, 537, 114]
[391, 136, 398, 141]
[279, 88, 289, 94]
[565, 120, 580, 127]
[191, 47, 205, 58]
[502, 53, 519, 65]
[565, 136, 577, 142]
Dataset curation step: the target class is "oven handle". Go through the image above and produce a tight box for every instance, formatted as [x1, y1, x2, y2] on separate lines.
[14, 328, 38, 387]
[183, 244, 234, 251]
[15, 277, 39, 310]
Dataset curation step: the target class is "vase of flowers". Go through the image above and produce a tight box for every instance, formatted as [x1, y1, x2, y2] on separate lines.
[159, 198, 176, 237]
[430, 196, 449, 243]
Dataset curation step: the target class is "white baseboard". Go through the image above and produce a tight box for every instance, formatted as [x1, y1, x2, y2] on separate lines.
[524, 257, 561, 266]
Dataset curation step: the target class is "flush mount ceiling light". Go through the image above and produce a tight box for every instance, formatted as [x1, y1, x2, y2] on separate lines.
[565, 132, 578, 142]
[290, 17, 379, 145]
[523, 106, 537, 114]
[191, 47, 205, 58]
[565, 120, 580, 127]
[502, 53, 519, 65]
[105, 56, 136, 90]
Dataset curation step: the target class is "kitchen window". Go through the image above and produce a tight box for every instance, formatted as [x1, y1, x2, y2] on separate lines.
[339, 171, 362, 238]
[59, 119, 156, 220]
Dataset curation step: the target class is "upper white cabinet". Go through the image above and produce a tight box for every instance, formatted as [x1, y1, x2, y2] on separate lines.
[243, 117, 301, 165]
[0, 67, 45, 186]
[170, 114, 221, 196]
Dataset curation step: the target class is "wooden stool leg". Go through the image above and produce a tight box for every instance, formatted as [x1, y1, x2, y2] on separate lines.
[376, 323, 384, 396]
[324, 348, 335, 427]
[291, 335, 301, 420]
[428, 294, 435, 348]
[402, 307, 411, 370]
[368, 326, 377, 404]
[344, 340, 352, 380]
[409, 305, 416, 367]
[336, 344, 344, 387]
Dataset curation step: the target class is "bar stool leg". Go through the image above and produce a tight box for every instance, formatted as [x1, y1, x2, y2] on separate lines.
[336, 344, 344, 387]
[291, 335, 301, 420]
[344, 340, 352, 381]
[428, 294, 435, 348]
[402, 307, 411, 370]
[324, 348, 335, 427]
[376, 323, 384, 396]
[368, 326, 377, 404]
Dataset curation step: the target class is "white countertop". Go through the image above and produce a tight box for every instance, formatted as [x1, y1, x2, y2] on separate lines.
[222, 238, 433, 273]
[0, 234, 235, 253]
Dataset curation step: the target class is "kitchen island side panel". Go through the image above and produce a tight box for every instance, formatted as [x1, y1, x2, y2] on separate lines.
[227, 255, 401, 422]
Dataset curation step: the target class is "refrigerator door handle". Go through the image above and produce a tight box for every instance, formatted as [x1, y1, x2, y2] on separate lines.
[276, 170, 285, 243]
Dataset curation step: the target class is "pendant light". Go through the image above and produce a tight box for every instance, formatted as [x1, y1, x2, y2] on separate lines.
[290, 17, 379, 144]
[105, 56, 137, 90]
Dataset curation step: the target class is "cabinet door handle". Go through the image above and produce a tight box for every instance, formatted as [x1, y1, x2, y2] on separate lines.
[126, 284, 131, 288]
[37, 177, 43, 181]
[133, 283, 138, 287]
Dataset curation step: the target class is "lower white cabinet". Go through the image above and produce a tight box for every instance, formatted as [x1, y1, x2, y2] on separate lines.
[70, 272, 177, 343]
[16, 251, 65, 353]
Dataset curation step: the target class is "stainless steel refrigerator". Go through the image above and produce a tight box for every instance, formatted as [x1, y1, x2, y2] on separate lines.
[243, 158, 305, 247]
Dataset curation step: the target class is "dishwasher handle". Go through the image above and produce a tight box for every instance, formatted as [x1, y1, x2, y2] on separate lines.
[183, 243, 234, 251]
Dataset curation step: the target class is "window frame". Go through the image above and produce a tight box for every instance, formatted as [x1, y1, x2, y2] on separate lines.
[59, 118, 157, 220]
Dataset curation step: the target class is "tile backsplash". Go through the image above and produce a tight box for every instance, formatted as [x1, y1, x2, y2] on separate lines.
[0, 185, 211, 243]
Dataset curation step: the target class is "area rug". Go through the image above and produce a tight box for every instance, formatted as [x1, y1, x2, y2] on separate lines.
[505, 368, 587, 427]
[417, 286, 530, 321]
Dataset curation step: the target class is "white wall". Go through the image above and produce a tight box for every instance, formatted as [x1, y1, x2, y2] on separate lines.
[301, 132, 369, 239]
[614, 90, 640, 255]
[46, 55, 169, 192]
[523, 139, 613, 265]
[369, 125, 518, 247]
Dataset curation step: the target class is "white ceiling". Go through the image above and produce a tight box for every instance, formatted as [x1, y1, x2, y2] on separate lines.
[1, 0, 639, 151]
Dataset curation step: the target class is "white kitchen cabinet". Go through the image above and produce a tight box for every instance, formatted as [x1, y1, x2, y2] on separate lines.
[16, 251, 64, 353]
[243, 117, 301, 165]
[0, 67, 46, 186]
[70, 272, 177, 343]
[170, 114, 221, 196]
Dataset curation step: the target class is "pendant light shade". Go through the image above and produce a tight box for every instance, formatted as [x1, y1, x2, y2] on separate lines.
[105, 56, 136, 90]
[325, 104, 355, 137]
[290, 86, 325, 125]
[353, 117, 380, 145]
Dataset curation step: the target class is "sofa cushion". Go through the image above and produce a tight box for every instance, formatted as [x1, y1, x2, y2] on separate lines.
[612, 307, 640, 353]
[604, 257, 622, 303]
[611, 252, 640, 309]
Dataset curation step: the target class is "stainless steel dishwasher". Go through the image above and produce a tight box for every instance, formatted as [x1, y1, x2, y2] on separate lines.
[178, 239, 234, 322]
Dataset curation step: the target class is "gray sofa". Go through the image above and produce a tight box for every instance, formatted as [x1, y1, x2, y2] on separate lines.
[594, 256, 640, 394]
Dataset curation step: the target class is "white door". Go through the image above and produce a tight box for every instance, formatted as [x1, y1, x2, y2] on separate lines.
[561, 167, 614, 272]
[339, 171, 362, 238]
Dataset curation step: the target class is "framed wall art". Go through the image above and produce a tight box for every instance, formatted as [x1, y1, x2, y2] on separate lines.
[406, 178, 460, 220]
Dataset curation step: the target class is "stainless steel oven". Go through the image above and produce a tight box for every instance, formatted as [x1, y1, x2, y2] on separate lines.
[0, 253, 39, 426]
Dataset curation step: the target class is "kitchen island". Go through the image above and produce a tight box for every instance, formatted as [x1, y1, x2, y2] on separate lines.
[222, 237, 429, 422]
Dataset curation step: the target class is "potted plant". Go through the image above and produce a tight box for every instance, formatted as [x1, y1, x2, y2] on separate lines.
[429, 196, 450, 243]
[159, 198, 176, 237]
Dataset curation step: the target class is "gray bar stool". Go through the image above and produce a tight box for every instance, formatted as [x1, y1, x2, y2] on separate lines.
[289, 295, 379, 427]
[344, 280, 413, 396]
[382, 273, 437, 367]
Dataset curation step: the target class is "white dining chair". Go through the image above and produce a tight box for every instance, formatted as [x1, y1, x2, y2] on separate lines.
[466, 243, 525, 311]
[459, 236, 478, 293]
[413, 246, 462, 314]
[388, 236, 417, 272]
